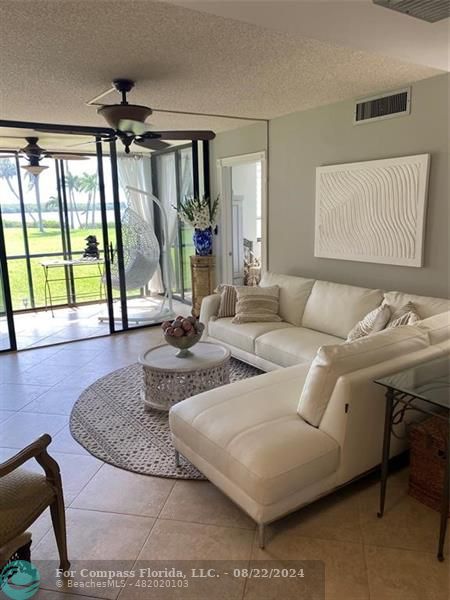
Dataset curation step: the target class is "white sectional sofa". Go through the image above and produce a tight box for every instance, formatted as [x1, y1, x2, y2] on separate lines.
[169, 273, 450, 546]
[199, 272, 450, 370]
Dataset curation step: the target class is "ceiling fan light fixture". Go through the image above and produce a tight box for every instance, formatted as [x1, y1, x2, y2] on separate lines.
[21, 164, 49, 176]
[97, 104, 153, 130]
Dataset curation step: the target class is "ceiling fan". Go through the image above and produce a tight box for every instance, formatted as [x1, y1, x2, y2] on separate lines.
[0, 136, 88, 175]
[91, 79, 216, 153]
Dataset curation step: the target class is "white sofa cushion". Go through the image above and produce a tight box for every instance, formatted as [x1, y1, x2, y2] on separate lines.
[298, 324, 430, 427]
[209, 317, 293, 354]
[302, 280, 383, 338]
[260, 271, 315, 326]
[384, 291, 450, 319]
[255, 327, 343, 367]
[169, 364, 340, 506]
[417, 312, 450, 345]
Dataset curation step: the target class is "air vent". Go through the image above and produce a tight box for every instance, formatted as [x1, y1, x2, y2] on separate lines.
[354, 88, 411, 125]
[373, 0, 450, 23]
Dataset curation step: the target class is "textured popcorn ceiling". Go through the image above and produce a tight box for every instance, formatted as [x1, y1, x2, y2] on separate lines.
[0, 0, 442, 137]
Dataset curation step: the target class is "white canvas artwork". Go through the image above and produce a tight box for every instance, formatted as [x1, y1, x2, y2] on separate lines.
[315, 154, 430, 267]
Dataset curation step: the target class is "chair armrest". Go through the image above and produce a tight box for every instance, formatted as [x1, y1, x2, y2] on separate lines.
[199, 293, 221, 336]
[0, 434, 61, 487]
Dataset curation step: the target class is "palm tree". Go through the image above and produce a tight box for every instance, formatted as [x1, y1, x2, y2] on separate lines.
[78, 172, 98, 227]
[0, 158, 42, 231]
[0, 158, 19, 200]
[24, 172, 44, 233]
[63, 170, 82, 229]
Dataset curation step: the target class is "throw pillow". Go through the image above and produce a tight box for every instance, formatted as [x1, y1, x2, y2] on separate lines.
[232, 285, 282, 324]
[346, 304, 392, 342]
[215, 284, 237, 318]
[386, 301, 421, 329]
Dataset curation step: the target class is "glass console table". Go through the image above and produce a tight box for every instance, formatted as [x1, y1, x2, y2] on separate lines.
[375, 355, 450, 561]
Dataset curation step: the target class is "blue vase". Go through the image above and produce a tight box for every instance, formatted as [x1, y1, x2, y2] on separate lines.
[193, 227, 213, 256]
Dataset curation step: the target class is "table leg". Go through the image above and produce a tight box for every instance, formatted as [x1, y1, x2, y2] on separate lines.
[378, 388, 395, 518]
[437, 437, 449, 561]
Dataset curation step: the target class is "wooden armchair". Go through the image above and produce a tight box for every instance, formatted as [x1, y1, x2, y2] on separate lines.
[0, 434, 70, 570]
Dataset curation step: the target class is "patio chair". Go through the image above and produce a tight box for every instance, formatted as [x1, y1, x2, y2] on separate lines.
[0, 434, 70, 570]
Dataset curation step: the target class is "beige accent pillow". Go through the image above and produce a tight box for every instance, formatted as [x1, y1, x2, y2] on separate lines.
[298, 325, 429, 427]
[259, 271, 315, 326]
[215, 284, 237, 318]
[346, 305, 391, 342]
[232, 285, 282, 324]
[386, 302, 421, 329]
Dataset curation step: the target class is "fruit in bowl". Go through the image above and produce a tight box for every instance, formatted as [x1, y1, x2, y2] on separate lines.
[162, 316, 205, 357]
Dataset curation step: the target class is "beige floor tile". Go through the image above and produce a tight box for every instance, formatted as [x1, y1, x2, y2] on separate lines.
[0, 409, 15, 423]
[252, 531, 369, 600]
[72, 464, 174, 516]
[21, 363, 81, 386]
[0, 412, 68, 448]
[35, 508, 154, 561]
[358, 470, 448, 554]
[34, 509, 155, 599]
[49, 426, 91, 456]
[35, 592, 102, 600]
[160, 480, 255, 530]
[273, 486, 363, 544]
[21, 387, 80, 415]
[365, 545, 450, 600]
[0, 382, 52, 410]
[138, 519, 254, 561]
[29, 510, 53, 547]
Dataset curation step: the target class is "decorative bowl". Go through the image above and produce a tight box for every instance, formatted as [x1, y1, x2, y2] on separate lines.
[164, 329, 203, 358]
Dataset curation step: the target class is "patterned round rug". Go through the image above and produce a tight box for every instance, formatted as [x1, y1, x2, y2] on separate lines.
[70, 358, 263, 480]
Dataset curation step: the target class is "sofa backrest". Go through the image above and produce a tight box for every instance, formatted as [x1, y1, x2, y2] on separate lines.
[383, 291, 450, 319]
[259, 271, 315, 326]
[417, 311, 450, 345]
[297, 324, 430, 427]
[301, 280, 383, 338]
[319, 339, 450, 485]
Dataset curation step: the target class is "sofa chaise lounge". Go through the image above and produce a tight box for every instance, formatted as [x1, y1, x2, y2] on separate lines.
[169, 273, 450, 546]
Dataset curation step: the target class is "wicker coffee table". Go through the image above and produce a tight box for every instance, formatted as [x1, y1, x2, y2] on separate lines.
[139, 342, 231, 412]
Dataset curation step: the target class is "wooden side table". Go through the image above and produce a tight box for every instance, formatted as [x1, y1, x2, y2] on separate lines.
[190, 255, 215, 317]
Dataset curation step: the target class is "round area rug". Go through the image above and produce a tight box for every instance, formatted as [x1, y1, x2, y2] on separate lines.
[70, 358, 263, 480]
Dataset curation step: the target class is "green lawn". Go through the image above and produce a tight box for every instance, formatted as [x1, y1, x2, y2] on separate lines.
[4, 225, 194, 310]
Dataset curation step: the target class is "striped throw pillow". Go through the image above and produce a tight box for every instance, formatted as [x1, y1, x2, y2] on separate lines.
[215, 284, 237, 318]
[386, 302, 421, 329]
[232, 285, 281, 324]
[346, 304, 391, 342]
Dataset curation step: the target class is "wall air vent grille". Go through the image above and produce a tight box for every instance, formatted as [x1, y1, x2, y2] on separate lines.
[354, 88, 411, 125]
[373, 0, 449, 23]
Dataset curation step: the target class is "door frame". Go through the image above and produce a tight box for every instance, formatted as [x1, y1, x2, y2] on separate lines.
[216, 151, 267, 285]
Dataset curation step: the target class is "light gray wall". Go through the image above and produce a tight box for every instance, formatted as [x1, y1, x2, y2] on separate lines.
[268, 73, 449, 298]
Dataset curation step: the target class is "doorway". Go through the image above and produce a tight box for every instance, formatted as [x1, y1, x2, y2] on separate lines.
[217, 152, 266, 286]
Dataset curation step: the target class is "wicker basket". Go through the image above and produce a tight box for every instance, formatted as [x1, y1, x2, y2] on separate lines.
[408, 416, 449, 514]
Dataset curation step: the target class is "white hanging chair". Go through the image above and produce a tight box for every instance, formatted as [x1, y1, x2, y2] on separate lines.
[110, 207, 160, 291]
[101, 187, 174, 324]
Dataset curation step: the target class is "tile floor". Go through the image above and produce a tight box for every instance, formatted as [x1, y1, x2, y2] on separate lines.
[0, 328, 449, 599]
[1, 297, 187, 349]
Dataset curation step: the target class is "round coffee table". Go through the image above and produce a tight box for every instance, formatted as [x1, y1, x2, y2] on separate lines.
[139, 341, 231, 412]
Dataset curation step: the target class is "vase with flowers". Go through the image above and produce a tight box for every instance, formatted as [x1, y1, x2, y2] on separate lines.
[177, 195, 219, 256]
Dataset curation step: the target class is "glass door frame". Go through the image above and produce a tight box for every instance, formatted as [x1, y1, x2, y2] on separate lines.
[0, 197, 17, 351]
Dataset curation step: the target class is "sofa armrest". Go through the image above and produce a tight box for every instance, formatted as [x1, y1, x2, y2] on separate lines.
[199, 293, 221, 335]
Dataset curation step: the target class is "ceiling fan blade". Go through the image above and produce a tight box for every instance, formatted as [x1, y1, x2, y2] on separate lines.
[64, 138, 114, 149]
[134, 138, 171, 152]
[153, 130, 216, 141]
